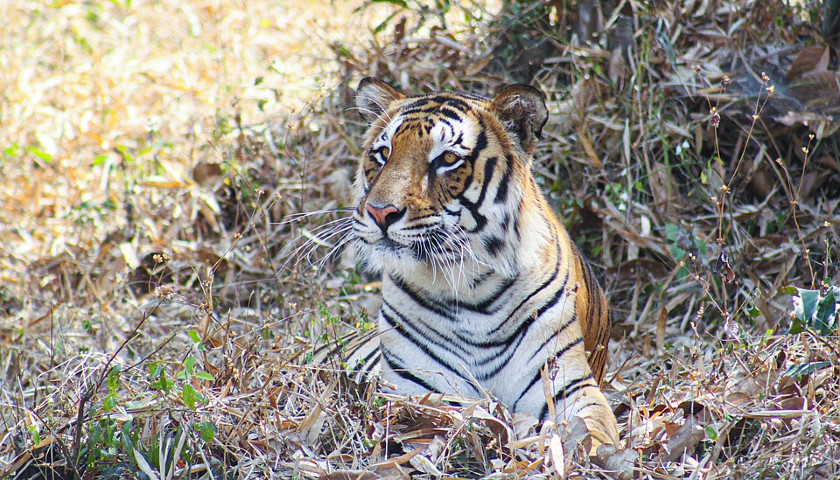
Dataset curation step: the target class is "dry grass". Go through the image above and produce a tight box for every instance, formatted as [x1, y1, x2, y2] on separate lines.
[2, 0, 839, 479]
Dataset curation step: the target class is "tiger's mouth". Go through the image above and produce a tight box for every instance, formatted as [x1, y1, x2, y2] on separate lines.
[377, 237, 403, 251]
[365, 232, 430, 258]
[357, 223, 467, 261]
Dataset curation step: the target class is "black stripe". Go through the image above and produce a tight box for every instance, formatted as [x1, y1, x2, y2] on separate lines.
[381, 302, 465, 358]
[476, 272, 571, 371]
[513, 212, 521, 241]
[401, 97, 435, 111]
[494, 154, 514, 204]
[527, 314, 578, 363]
[435, 107, 463, 122]
[439, 97, 472, 112]
[470, 275, 516, 313]
[435, 117, 454, 131]
[538, 373, 594, 421]
[381, 347, 440, 393]
[501, 212, 511, 232]
[468, 130, 489, 166]
[483, 235, 504, 256]
[401, 105, 441, 117]
[475, 324, 529, 373]
[477, 268, 570, 352]
[514, 336, 584, 408]
[500, 222, 566, 329]
[380, 302, 483, 385]
[453, 131, 464, 146]
[501, 260, 564, 334]
[350, 345, 381, 374]
[391, 276, 458, 321]
[360, 351, 381, 374]
[433, 274, 517, 315]
[469, 271, 492, 288]
[535, 272, 572, 318]
[456, 143, 492, 233]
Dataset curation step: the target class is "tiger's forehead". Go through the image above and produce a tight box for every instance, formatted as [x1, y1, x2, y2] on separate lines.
[373, 93, 488, 151]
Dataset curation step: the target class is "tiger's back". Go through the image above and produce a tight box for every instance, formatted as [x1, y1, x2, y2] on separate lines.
[341, 78, 618, 451]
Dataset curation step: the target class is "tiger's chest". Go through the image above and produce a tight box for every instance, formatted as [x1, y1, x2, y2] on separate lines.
[375, 271, 582, 407]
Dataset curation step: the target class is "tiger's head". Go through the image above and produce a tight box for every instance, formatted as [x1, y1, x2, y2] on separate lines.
[351, 78, 550, 285]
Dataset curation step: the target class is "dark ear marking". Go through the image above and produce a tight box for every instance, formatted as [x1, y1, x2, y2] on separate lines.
[490, 84, 548, 154]
[355, 77, 406, 124]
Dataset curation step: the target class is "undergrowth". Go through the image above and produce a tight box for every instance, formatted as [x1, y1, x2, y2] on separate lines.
[1, 0, 838, 479]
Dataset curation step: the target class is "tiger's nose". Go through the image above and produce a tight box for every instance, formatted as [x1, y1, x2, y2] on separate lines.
[365, 203, 405, 232]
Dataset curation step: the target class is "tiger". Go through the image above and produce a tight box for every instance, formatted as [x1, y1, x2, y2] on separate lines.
[336, 77, 619, 453]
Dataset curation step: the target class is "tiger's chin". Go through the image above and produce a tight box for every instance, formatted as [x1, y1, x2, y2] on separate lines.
[354, 241, 427, 277]
[354, 240, 489, 288]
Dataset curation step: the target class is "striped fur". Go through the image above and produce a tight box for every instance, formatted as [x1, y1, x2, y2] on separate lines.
[345, 78, 618, 449]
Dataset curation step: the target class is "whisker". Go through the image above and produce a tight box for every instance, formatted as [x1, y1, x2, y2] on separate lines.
[299, 223, 354, 265]
[346, 102, 394, 125]
[270, 208, 355, 228]
[277, 216, 356, 273]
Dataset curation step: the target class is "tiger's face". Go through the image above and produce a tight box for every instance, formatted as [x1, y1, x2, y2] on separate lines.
[351, 78, 548, 284]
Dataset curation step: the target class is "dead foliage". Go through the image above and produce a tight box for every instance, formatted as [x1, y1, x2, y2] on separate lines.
[1, 0, 839, 479]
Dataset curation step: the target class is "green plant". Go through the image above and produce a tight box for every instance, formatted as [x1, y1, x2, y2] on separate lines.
[785, 285, 839, 336]
[358, 0, 457, 34]
[783, 285, 839, 377]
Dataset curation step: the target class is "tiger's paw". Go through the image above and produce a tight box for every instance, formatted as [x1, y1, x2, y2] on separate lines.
[561, 416, 635, 479]
[594, 443, 636, 479]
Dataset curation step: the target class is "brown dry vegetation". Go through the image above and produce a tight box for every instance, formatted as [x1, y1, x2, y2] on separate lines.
[2, 0, 839, 479]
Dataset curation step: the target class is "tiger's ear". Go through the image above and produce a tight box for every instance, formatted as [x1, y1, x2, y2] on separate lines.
[490, 84, 548, 154]
[355, 77, 405, 124]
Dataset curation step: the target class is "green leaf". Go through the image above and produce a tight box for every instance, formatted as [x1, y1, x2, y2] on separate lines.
[788, 315, 803, 334]
[103, 394, 116, 412]
[184, 356, 196, 374]
[150, 366, 173, 392]
[370, 0, 408, 7]
[778, 286, 798, 295]
[814, 287, 838, 335]
[194, 371, 215, 381]
[27, 146, 53, 163]
[187, 330, 201, 343]
[373, 10, 400, 35]
[28, 425, 41, 445]
[107, 365, 122, 392]
[704, 425, 718, 441]
[182, 384, 197, 410]
[114, 144, 133, 162]
[92, 154, 110, 166]
[4, 144, 20, 158]
[121, 422, 134, 455]
[784, 361, 832, 377]
[261, 326, 274, 340]
[196, 421, 217, 442]
[794, 288, 820, 324]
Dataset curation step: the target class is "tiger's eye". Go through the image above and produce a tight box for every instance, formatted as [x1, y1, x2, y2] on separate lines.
[442, 152, 459, 165]
[380, 147, 390, 159]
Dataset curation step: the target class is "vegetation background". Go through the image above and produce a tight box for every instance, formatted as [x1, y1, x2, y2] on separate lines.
[1, 0, 839, 478]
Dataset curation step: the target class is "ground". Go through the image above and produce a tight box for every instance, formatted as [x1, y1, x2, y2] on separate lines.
[1, 1, 839, 479]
